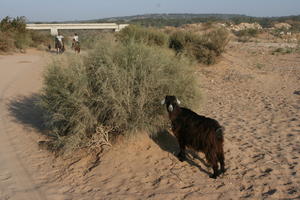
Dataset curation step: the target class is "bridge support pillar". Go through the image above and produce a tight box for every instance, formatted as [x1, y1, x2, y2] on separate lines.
[50, 28, 58, 36]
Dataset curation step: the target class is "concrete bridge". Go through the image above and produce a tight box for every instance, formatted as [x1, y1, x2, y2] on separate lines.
[26, 23, 129, 35]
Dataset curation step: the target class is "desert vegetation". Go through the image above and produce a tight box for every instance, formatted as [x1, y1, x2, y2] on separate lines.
[93, 13, 300, 30]
[169, 28, 229, 64]
[118, 25, 229, 65]
[233, 28, 260, 42]
[0, 16, 51, 52]
[117, 25, 169, 47]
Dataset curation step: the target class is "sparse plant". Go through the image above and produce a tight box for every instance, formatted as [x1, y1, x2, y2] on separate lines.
[256, 63, 265, 69]
[234, 28, 259, 38]
[29, 30, 52, 47]
[169, 28, 229, 64]
[202, 21, 214, 29]
[204, 28, 230, 56]
[0, 16, 51, 52]
[0, 16, 26, 33]
[78, 31, 112, 49]
[0, 31, 15, 52]
[271, 47, 295, 55]
[117, 25, 169, 47]
[14, 32, 32, 49]
[237, 36, 251, 43]
[285, 48, 293, 54]
[296, 42, 300, 53]
[88, 125, 114, 153]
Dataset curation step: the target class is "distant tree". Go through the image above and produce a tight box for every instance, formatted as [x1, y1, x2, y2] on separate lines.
[0, 16, 27, 32]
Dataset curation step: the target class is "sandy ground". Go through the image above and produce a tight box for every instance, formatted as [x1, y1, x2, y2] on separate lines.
[0, 50, 74, 200]
[0, 42, 299, 200]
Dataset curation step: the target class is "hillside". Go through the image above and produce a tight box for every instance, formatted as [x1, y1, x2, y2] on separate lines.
[32, 13, 300, 28]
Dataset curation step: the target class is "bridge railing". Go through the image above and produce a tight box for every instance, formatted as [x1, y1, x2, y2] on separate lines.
[26, 23, 129, 35]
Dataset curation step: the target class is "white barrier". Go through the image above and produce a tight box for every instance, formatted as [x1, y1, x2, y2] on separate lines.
[26, 23, 129, 35]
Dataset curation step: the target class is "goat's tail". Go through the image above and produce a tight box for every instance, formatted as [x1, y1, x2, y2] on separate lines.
[216, 126, 225, 139]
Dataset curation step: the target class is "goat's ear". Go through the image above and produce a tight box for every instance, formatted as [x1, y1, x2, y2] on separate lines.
[161, 99, 165, 105]
[176, 98, 181, 105]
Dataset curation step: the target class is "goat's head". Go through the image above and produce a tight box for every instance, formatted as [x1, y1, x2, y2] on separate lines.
[161, 95, 181, 112]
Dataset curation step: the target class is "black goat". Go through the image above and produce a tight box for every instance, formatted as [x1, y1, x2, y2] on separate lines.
[161, 95, 225, 178]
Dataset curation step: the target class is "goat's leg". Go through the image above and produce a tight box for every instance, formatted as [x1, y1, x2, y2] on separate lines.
[177, 139, 186, 162]
[217, 151, 226, 173]
[205, 151, 219, 179]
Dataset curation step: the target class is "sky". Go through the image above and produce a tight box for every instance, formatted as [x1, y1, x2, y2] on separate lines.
[0, 0, 300, 22]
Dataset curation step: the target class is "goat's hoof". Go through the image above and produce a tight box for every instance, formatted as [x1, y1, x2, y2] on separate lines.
[177, 155, 185, 162]
[177, 152, 186, 162]
[209, 174, 217, 179]
[177, 156, 185, 162]
[179, 158, 185, 162]
[220, 168, 226, 174]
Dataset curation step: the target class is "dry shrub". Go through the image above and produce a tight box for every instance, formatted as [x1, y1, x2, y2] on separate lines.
[0, 31, 15, 52]
[29, 30, 52, 47]
[40, 36, 199, 153]
[88, 125, 113, 153]
[0, 16, 51, 52]
[233, 28, 259, 38]
[79, 31, 112, 49]
[204, 28, 230, 56]
[169, 28, 229, 64]
[272, 47, 294, 55]
[117, 25, 169, 47]
[14, 32, 33, 49]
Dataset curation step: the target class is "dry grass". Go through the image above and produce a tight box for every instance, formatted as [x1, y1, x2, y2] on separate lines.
[169, 28, 229, 64]
[0, 16, 51, 52]
[117, 25, 169, 47]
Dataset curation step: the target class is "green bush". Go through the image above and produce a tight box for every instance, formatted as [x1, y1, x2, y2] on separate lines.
[203, 28, 229, 56]
[117, 25, 169, 47]
[0, 31, 15, 52]
[191, 44, 217, 65]
[0, 16, 51, 52]
[0, 16, 26, 33]
[234, 28, 259, 38]
[81, 32, 114, 49]
[0, 16, 27, 51]
[29, 31, 52, 47]
[169, 28, 229, 64]
[169, 30, 189, 53]
[14, 32, 32, 49]
[271, 47, 294, 55]
[40, 38, 199, 152]
[237, 36, 251, 43]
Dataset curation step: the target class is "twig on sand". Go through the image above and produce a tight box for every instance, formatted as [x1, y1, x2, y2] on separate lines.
[167, 152, 187, 183]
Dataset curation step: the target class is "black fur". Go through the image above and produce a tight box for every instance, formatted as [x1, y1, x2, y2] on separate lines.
[162, 95, 225, 178]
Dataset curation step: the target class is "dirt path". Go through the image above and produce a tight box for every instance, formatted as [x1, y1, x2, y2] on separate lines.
[0, 50, 73, 200]
[0, 50, 46, 200]
[0, 50, 100, 200]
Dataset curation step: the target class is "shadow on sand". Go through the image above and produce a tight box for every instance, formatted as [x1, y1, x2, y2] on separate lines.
[7, 93, 54, 138]
[150, 129, 211, 176]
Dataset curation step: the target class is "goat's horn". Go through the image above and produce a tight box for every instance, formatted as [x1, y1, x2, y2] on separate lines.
[176, 98, 181, 104]
[161, 99, 165, 105]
